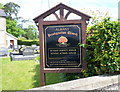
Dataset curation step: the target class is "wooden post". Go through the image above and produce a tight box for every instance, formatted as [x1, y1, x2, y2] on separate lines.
[39, 19, 46, 86]
[40, 72, 46, 86]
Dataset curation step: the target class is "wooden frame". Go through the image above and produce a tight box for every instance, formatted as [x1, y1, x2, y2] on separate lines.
[33, 3, 91, 86]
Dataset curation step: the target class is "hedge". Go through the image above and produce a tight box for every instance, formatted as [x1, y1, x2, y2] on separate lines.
[18, 40, 39, 46]
[62, 17, 120, 81]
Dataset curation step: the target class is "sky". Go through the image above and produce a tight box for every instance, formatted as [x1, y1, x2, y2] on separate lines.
[0, 0, 119, 24]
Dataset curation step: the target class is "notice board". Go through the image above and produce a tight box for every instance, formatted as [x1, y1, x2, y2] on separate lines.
[44, 24, 82, 68]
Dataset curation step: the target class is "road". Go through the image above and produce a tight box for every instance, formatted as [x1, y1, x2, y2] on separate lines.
[96, 83, 120, 91]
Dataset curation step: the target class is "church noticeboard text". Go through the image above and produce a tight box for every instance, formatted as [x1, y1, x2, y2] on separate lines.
[44, 24, 81, 68]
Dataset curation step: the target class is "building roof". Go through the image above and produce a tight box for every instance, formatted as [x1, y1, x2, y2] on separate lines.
[6, 32, 18, 40]
[0, 9, 6, 17]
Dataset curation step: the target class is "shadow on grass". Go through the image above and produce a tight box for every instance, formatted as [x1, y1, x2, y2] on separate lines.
[32, 64, 40, 88]
[31, 63, 64, 88]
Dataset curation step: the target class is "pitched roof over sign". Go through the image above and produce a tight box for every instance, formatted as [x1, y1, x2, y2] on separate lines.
[0, 9, 6, 17]
[33, 3, 91, 23]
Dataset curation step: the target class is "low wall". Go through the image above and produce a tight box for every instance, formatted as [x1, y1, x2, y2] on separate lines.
[21, 74, 119, 91]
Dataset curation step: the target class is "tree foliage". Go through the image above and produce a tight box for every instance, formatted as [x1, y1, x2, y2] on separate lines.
[22, 25, 38, 40]
[2, 2, 38, 39]
[2, 2, 23, 37]
[63, 17, 120, 81]
[85, 17, 119, 75]
[0, 3, 4, 9]
[6, 18, 25, 37]
[3, 2, 20, 19]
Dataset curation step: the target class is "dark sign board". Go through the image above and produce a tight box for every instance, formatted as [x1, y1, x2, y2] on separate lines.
[44, 24, 81, 68]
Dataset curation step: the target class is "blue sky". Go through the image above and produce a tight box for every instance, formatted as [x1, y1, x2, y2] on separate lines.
[1, 0, 119, 21]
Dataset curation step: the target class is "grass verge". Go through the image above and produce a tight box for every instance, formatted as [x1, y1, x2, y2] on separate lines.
[1, 57, 63, 90]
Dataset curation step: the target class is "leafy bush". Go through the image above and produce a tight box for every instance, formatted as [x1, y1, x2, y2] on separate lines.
[18, 39, 39, 46]
[85, 17, 119, 75]
[62, 17, 120, 81]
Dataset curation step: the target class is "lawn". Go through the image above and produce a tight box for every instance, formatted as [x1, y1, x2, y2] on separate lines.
[0, 57, 63, 91]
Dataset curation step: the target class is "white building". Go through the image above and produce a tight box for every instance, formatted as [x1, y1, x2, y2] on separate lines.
[6, 32, 18, 48]
[0, 9, 18, 48]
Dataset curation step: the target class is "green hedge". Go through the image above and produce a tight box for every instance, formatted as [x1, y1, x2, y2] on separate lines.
[18, 40, 39, 46]
[62, 17, 120, 81]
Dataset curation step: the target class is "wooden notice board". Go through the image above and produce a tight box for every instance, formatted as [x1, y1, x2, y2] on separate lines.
[44, 24, 82, 68]
[33, 3, 91, 86]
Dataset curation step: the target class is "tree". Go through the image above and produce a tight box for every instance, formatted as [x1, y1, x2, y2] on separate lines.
[1, 2, 24, 37]
[6, 18, 25, 37]
[2, 2, 38, 39]
[22, 25, 38, 40]
[3, 2, 20, 19]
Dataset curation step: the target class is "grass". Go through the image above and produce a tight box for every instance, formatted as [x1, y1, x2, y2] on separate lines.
[0, 57, 63, 90]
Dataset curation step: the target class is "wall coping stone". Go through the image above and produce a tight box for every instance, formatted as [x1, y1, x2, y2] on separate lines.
[20, 74, 119, 91]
